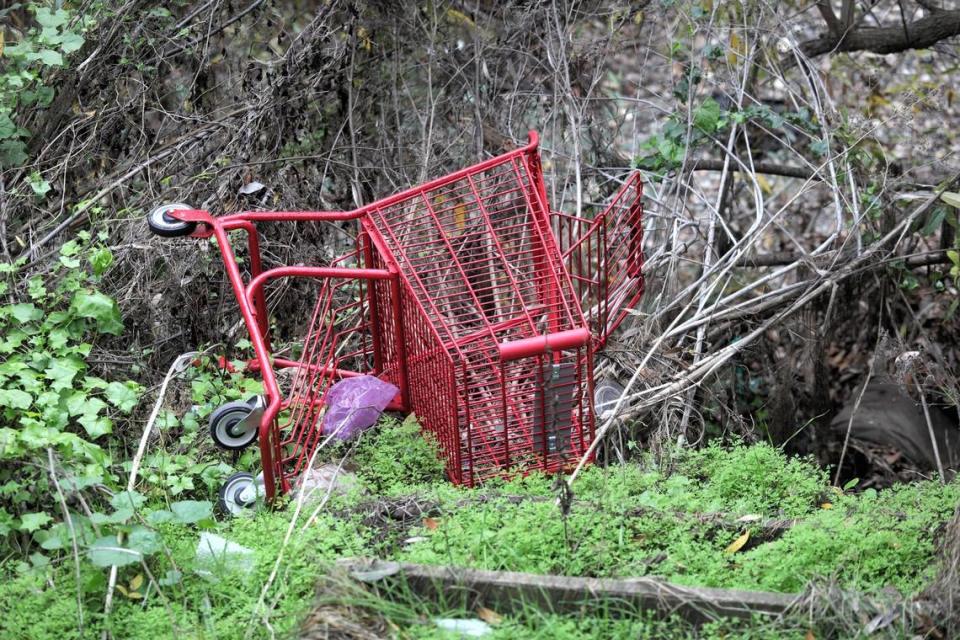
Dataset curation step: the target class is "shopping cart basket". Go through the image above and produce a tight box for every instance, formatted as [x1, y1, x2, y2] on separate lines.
[148, 132, 645, 512]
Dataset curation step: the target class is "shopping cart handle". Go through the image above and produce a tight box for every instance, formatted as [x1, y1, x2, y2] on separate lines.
[497, 327, 591, 362]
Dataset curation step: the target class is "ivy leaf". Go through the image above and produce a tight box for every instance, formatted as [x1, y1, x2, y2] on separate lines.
[110, 490, 145, 511]
[45, 356, 84, 391]
[83, 376, 109, 390]
[0, 389, 32, 410]
[19, 512, 52, 532]
[8, 303, 43, 323]
[146, 510, 174, 525]
[170, 500, 213, 524]
[0, 113, 17, 139]
[77, 414, 110, 440]
[39, 526, 67, 550]
[89, 247, 114, 276]
[127, 527, 161, 556]
[0, 139, 28, 168]
[34, 8, 70, 29]
[59, 32, 84, 54]
[71, 291, 123, 335]
[27, 172, 51, 198]
[36, 49, 63, 66]
[88, 536, 141, 567]
[84, 398, 109, 419]
[105, 381, 140, 413]
[90, 508, 132, 525]
[67, 392, 104, 417]
[17, 423, 56, 449]
[47, 328, 69, 350]
[694, 97, 721, 133]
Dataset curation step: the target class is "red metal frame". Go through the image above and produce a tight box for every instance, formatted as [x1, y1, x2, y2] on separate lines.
[166, 131, 645, 501]
[553, 173, 646, 346]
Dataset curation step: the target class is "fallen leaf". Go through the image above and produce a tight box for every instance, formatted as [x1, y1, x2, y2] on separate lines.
[129, 574, 144, 591]
[755, 174, 772, 194]
[477, 607, 503, 625]
[821, 502, 833, 510]
[805, 630, 815, 640]
[238, 181, 265, 195]
[724, 531, 750, 555]
[423, 517, 439, 530]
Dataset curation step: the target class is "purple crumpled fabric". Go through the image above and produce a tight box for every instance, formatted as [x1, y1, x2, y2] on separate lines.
[321, 375, 399, 441]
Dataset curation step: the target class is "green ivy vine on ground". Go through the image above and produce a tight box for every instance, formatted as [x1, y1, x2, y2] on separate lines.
[0, 3, 89, 168]
[0, 233, 138, 538]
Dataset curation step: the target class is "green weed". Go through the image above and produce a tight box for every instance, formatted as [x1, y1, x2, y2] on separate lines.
[352, 414, 448, 493]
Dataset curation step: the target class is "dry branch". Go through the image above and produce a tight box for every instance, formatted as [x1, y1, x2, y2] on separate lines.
[800, 7, 960, 58]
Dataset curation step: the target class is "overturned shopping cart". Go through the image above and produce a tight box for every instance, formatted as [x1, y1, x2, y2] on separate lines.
[148, 132, 645, 513]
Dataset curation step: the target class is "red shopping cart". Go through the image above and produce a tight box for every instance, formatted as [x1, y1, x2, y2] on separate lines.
[148, 132, 644, 513]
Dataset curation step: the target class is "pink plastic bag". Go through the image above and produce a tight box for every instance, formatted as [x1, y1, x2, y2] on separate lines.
[321, 375, 399, 441]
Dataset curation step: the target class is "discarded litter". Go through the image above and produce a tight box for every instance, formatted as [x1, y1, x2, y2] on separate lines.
[194, 532, 254, 576]
[322, 375, 398, 440]
[433, 618, 493, 637]
[296, 463, 361, 501]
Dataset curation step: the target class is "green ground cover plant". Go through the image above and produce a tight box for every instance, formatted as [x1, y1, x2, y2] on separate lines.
[383, 433, 957, 595]
[1, 416, 955, 639]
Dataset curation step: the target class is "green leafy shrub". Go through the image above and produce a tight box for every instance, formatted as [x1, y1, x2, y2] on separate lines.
[0, 3, 90, 168]
[0, 233, 141, 541]
[353, 415, 447, 492]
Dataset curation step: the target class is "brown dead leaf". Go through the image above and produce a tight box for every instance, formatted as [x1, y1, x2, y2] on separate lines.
[422, 517, 439, 530]
[805, 630, 815, 640]
[477, 607, 503, 625]
[724, 530, 750, 555]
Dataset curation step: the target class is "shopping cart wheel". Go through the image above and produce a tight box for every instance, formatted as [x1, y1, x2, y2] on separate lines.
[147, 203, 197, 237]
[218, 472, 258, 516]
[209, 397, 262, 450]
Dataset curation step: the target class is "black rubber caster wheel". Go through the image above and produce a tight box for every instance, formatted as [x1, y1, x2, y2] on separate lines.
[209, 398, 262, 450]
[217, 472, 258, 516]
[147, 203, 197, 237]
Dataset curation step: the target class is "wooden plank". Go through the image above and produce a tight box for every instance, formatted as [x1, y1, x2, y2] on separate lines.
[338, 559, 800, 623]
